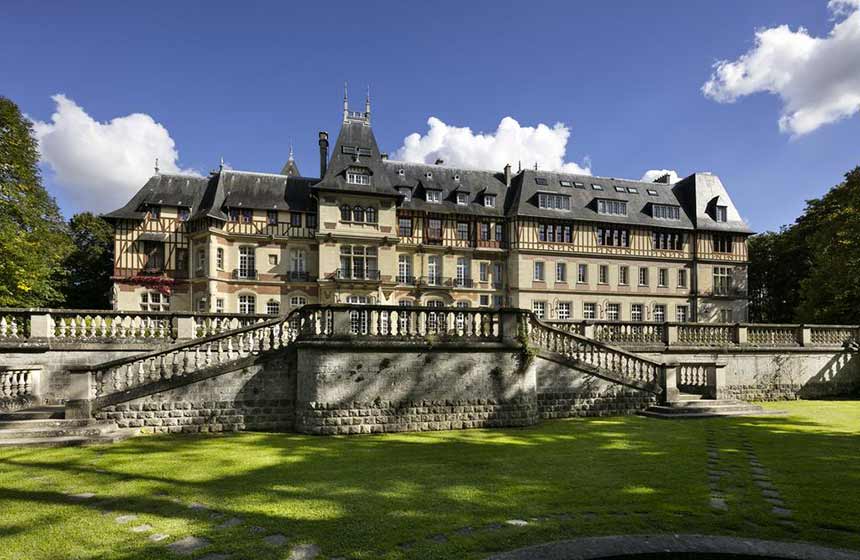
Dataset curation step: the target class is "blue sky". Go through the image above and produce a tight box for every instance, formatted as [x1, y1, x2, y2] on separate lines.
[2, 0, 859, 232]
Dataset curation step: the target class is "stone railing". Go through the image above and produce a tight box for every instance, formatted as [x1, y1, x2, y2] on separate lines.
[544, 321, 860, 349]
[525, 314, 665, 392]
[0, 366, 41, 400]
[0, 308, 271, 344]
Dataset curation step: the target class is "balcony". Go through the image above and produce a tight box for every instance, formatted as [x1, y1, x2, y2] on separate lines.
[453, 277, 474, 288]
[396, 275, 417, 285]
[419, 275, 445, 287]
[232, 269, 258, 280]
[334, 269, 381, 281]
[287, 271, 313, 282]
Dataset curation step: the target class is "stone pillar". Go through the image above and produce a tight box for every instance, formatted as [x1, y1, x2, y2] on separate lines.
[332, 308, 352, 338]
[707, 360, 728, 399]
[67, 369, 93, 401]
[174, 315, 196, 340]
[736, 324, 748, 345]
[29, 311, 52, 339]
[799, 325, 812, 346]
[583, 323, 596, 339]
[500, 309, 521, 345]
[65, 399, 92, 420]
[661, 360, 681, 404]
[665, 324, 678, 346]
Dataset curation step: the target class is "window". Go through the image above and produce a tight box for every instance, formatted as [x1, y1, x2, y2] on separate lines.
[484, 194, 496, 208]
[425, 172, 433, 180]
[175, 248, 188, 273]
[713, 234, 733, 253]
[532, 301, 546, 319]
[238, 246, 256, 279]
[557, 302, 571, 320]
[479, 223, 490, 241]
[427, 255, 441, 285]
[479, 262, 489, 282]
[639, 267, 649, 286]
[559, 180, 572, 188]
[537, 192, 571, 210]
[653, 304, 666, 322]
[456, 222, 469, 241]
[241, 209, 252, 223]
[627, 187, 639, 194]
[493, 262, 503, 288]
[197, 298, 207, 313]
[268, 254, 278, 266]
[597, 225, 629, 247]
[715, 205, 728, 222]
[646, 189, 659, 196]
[534, 177, 548, 186]
[268, 210, 279, 225]
[339, 245, 378, 279]
[147, 205, 161, 219]
[290, 295, 307, 307]
[456, 192, 468, 205]
[178, 208, 189, 222]
[216, 248, 224, 270]
[426, 190, 441, 203]
[238, 294, 256, 314]
[266, 300, 280, 315]
[534, 261, 545, 282]
[591, 183, 603, 191]
[599, 265, 609, 284]
[653, 204, 681, 220]
[340, 205, 351, 221]
[495, 223, 504, 242]
[556, 262, 567, 282]
[652, 230, 685, 251]
[583, 303, 596, 320]
[577, 263, 588, 284]
[631, 304, 643, 322]
[398, 217, 413, 237]
[479, 294, 490, 306]
[678, 269, 688, 289]
[397, 254, 413, 283]
[290, 249, 306, 273]
[658, 268, 668, 287]
[713, 266, 733, 295]
[596, 199, 627, 216]
[574, 182, 585, 189]
[493, 295, 505, 308]
[399, 187, 412, 201]
[229, 208, 240, 222]
[290, 212, 301, 227]
[142, 241, 164, 273]
[455, 257, 470, 286]
[139, 290, 170, 312]
[346, 168, 371, 185]
[365, 207, 377, 223]
[619, 266, 629, 285]
[215, 298, 224, 313]
[606, 303, 620, 321]
[614, 185, 626, 193]
[306, 213, 317, 229]
[719, 309, 734, 323]
[352, 205, 365, 222]
[676, 305, 689, 322]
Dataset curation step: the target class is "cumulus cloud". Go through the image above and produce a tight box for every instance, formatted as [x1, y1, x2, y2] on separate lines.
[702, 0, 860, 136]
[32, 94, 199, 213]
[392, 116, 591, 174]
[640, 169, 681, 183]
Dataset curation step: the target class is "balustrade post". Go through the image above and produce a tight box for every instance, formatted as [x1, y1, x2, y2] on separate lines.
[665, 324, 678, 346]
[799, 325, 812, 346]
[736, 324, 748, 345]
[332, 308, 352, 338]
[660, 360, 680, 404]
[30, 311, 52, 339]
[583, 323, 596, 339]
[174, 315, 196, 340]
[706, 360, 728, 399]
[500, 309, 521, 345]
[65, 368, 93, 419]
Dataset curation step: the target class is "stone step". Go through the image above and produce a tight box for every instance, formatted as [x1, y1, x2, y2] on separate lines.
[0, 429, 137, 448]
[0, 406, 65, 421]
[646, 404, 764, 415]
[0, 418, 93, 430]
[641, 402, 787, 419]
[0, 425, 113, 440]
[664, 399, 747, 409]
[675, 393, 704, 401]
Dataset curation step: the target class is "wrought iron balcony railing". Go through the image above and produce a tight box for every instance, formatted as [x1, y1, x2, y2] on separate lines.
[232, 269, 258, 280]
[334, 269, 381, 281]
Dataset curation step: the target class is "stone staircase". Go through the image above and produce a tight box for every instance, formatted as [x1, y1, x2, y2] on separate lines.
[0, 406, 137, 447]
[641, 393, 785, 419]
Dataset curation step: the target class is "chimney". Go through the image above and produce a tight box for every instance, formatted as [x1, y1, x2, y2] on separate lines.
[434, 158, 444, 165]
[318, 131, 329, 177]
[654, 173, 672, 184]
[504, 163, 512, 187]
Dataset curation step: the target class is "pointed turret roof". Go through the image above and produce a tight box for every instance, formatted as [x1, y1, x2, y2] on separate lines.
[280, 145, 300, 176]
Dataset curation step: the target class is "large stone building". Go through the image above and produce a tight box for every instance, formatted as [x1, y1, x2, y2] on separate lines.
[105, 95, 751, 322]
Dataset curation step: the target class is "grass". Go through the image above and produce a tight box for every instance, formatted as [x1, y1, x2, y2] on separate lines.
[0, 400, 858, 560]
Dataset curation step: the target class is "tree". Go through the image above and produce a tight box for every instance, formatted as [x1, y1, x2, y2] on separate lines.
[747, 227, 810, 323]
[61, 212, 114, 309]
[0, 96, 72, 307]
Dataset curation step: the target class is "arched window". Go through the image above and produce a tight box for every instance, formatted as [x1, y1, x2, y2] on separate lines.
[340, 205, 351, 221]
[266, 300, 280, 315]
[353, 205, 365, 222]
[365, 207, 377, 223]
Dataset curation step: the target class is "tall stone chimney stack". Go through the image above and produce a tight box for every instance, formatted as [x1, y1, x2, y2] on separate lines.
[504, 163, 512, 187]
[318, 131, 329, 177]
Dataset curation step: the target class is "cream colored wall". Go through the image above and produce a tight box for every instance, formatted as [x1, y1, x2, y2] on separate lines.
[521, 292, 693, 322]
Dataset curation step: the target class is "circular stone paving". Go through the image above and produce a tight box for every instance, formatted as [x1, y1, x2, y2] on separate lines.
[485, 534, 860, 560]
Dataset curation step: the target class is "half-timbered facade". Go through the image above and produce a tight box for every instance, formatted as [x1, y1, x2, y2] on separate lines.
[105, 96, 752, 322]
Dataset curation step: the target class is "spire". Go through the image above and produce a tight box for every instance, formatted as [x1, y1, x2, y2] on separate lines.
[343, 81, 349, 122]
[288, 142, 294, 162]
[154, 157, 159, 174]
[365, 84, 371, 126]
[219, 156, 224, 171]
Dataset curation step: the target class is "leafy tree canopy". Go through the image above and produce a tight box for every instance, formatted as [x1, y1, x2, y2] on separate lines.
[61, 212, 114, 309]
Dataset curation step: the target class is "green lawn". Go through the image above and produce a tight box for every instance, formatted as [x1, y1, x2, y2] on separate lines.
[0, 400, 858, 560]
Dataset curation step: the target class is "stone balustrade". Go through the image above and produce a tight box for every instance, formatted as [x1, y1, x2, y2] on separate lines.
[544, 321, 860, 349]
[0, 366, 42, 408]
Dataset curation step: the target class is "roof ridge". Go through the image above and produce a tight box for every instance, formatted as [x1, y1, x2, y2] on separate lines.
[221, 169, 290, 179]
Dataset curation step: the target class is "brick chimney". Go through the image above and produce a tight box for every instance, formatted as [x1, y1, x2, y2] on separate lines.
[318, 131, 329, 177]
[504, 163, 512, 187]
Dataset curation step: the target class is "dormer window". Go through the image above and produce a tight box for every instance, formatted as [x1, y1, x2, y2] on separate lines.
[398, 168, 405, 177]
[715, 205, 728, 222]
[559, 180, 573, 188]
[614, 186, 626, 193]
[456, 192, 469, 205]
[647, 189, 659, 196]
[453, 174, 460, 182]
[484, 194, 496, 208]
[653, 204, 681, 220]
[535, 177, 548, 186]
[574, 182, 585, 189]
[425, 171, 433, 180]
[627, 187, 639, 194]
[596, 199, 627, 216]
[147, 204, 161, 219]
[178, 208, 189, 222]
[537, 192, 571, 210]
[398, 187, 412, 201]
[426, 190, 441, 203]
[591, 184, 603, 191]
[346, 168, 371, 186]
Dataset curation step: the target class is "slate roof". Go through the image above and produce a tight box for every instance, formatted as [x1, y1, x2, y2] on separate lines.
[103, 173, 213, 221]
[218, 170, 316, 213]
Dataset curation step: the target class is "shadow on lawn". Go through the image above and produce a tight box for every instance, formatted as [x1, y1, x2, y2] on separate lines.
[0, 408, 858, 560]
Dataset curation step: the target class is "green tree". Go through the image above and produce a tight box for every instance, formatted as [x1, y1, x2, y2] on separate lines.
[0, 96, 72, 307]
[747, 226, 810, 323]
[61, 212, 114, 309]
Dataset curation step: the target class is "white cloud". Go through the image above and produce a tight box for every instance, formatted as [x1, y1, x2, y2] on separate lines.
[640, 169, 681, 184]
[392, 116, 591, 174]
[32, 94, 199, 213]
[702, 1, 860, 136]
